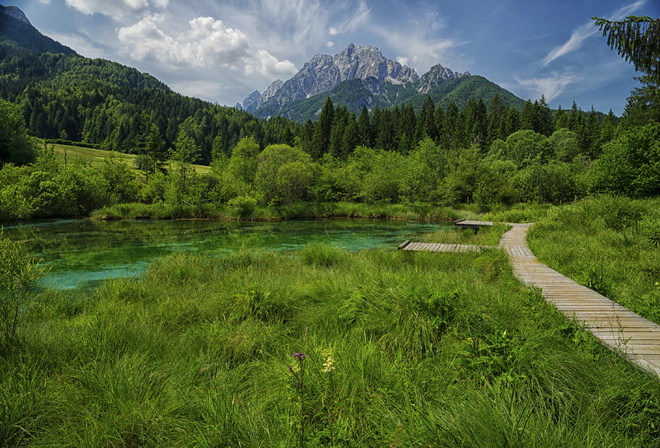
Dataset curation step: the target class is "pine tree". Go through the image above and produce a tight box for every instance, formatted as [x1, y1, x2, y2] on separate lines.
[433, 106, 444, 142]
[418, 96, 437, 141]
[486, 94, 507, 145]
[312, 97, 334, 160]
[537, 95, 554, 136]
[594, 16, 660, 126]
[599, 109, 618, 145]
[357, 105, 372, 148]
[399, 105, 418, 153]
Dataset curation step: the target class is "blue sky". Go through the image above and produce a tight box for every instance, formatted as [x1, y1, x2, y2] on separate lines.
[7, 0, 660, 114]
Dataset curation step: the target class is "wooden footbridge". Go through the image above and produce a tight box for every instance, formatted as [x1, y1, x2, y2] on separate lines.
[401, 221, 660, 377]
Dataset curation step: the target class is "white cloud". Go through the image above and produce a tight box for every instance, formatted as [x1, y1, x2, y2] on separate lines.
[515, 73, 580, 101]
[543, 23, 596, 66]
[367, 3, 465, 74]
[169, 80, 225, 103]
[327, 2, 370, 37]
[383, 31, 463, 73]
[65, 0, 167, 19]
[118, 15, 296, 77]
[396, 56, 409, 66]
[609, 0, 648, 21]
[327, 41, 335, 48]
[543, 0, 646, 66]
[247, 50, 297, 76]
[38, 0, 52, 4]
[44, 32, 106, 58]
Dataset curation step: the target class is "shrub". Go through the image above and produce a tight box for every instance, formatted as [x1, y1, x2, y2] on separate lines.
[589, 123, 660, 197]
[228, 195, 258, 220]
[0, 232, 46, 346]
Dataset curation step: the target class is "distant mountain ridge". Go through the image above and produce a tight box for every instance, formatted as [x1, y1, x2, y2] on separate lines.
[240, 43, 524, 122]
[243, 44, 426, 114]
[0, 5, 76, 55]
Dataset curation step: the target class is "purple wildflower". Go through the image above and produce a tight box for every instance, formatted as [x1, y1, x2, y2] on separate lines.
[293, 352, 306, 361]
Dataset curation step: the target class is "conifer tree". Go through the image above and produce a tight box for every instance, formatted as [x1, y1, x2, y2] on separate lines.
[357, 105, 372, 148]
[418, 96, 437, 141]
[486, 94, 507, 145]
[594, 15, 660, 126]
[312, 97, 335, 160]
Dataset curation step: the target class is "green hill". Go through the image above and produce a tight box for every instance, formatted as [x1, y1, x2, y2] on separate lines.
[0, 40, 295, 164]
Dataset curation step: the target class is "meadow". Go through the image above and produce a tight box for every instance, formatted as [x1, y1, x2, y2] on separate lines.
[528, 195, 660, 326]
[51, 143, 212, 174]
[3, 225, 660, 446]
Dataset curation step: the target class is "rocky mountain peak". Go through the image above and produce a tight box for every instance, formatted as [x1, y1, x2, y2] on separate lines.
[237, 90, 261, 110]
[243, 44, 421, 112]
[418, 64, 470, 94]
[241, 43, 482, 118]
[0, 5, 31, 25]
[333, 43, 419, 84]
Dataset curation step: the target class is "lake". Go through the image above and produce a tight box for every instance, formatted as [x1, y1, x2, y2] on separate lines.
[2, 219, 451, 289]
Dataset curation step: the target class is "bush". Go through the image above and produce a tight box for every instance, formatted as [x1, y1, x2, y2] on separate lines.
[0, 232, 46, 346]
[589, 123, 660, 197]
[228, 195, 258, 220]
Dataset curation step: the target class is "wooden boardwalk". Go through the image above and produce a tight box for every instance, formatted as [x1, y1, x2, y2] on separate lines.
[454, 219, 493, 230]
[399, 240, 492, 253]
[402, 223, 660, 377]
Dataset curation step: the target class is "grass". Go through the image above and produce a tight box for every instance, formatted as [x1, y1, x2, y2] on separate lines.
[528, 195, 660, 326]
[91, 201, 464, 222]
[91, 202, 232, 220]
[3, 242, 660, 446]
[420, 222, 511, 247]
[52, 143, 212, 174]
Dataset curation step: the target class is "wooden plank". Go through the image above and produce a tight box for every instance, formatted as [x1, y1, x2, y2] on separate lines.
[500, 222, 660, 378]
[399, 225, 660, 378]
[454, 220, 494, 229]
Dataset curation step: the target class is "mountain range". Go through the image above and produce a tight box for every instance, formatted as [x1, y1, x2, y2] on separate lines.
[241, 43, 525, 122]
[1, 4, 525, 129]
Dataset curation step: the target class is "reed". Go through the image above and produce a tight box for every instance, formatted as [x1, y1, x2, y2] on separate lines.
[3, 242, 660, 446]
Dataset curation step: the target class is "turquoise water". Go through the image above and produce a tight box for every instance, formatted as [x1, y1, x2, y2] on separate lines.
[3, 219, 450, 289]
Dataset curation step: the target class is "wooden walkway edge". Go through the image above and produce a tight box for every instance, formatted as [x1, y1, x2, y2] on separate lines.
[402, 223, 660, 378]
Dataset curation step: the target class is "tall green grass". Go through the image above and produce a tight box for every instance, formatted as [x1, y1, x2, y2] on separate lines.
[3, 245, 660, 446]
[91, 201, 463, 222]
[528, 195, 660, 325]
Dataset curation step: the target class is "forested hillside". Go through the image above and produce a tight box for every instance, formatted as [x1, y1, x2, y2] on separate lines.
[0, 9, 300, 165]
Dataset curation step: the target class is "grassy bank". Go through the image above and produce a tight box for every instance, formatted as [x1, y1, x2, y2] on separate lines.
[89, 197, 554, 223]
[90, 201, 466, 222]
[3, 244, 660, 446]
[528, 195, 660, 325]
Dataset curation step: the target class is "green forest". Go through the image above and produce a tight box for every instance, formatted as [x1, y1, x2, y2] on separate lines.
[1, 35, 658, 221]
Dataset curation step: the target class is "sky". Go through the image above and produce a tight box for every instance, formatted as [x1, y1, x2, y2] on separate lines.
[6, 0, 660, 115]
